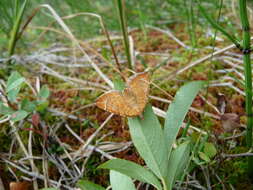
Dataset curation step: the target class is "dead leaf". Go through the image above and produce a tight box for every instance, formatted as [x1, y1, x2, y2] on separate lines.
[220, 113, 240, 133]
[10, 181, 30, 190]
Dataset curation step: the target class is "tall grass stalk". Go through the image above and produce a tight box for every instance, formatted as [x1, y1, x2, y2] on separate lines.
[239, 0, 253, 177]
[8, 0, 28, 56]
[114, 0, 132, 69]
[185, 0, 197, 47]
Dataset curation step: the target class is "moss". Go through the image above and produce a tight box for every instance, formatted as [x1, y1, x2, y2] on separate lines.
[0, 126, 12, 152]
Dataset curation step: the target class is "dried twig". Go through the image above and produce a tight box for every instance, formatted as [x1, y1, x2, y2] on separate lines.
[222, 152, 253, 158]
[73, 113, 114, 161]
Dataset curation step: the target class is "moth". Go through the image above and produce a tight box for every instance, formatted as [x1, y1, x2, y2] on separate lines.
[96, 72, 150, 117]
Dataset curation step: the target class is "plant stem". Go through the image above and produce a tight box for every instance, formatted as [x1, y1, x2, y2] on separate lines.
[115, 0, 132, 69]
[161, 178, 168, 190]
[239, 0, 253, 177]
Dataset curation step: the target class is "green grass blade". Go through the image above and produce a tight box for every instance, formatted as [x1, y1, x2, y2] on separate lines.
[8, 0, 28, 56]
[0, 0, 15, 34]
[128, 104, 168, 179]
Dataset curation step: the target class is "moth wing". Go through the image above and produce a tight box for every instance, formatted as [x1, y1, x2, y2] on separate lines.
[96, 90, 140, 117]
[128, 72, 150, 112]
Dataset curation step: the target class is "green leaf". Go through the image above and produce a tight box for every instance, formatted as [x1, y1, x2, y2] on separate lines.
[167, 142, 191, 190]
[204, 142, 217, 158]
[21, 99, 36, 112]
[6, 72, 25, 102]
[77, 180, 105, 190]
[6, 77, 25, 93]
[128, 104, 168, 179]
[6, 72, 23, 90]
[7, 86, 22, 103]
[99, 158, 162, 190]
[164, 81, 205, 157]
[38, 85, 50, 99]
[0, 102, 14, 115]
[110, 170, 136, 190]
[199, 152, 210, 163]
[11, 110, 28, 122]
[40, 188, 58, 190]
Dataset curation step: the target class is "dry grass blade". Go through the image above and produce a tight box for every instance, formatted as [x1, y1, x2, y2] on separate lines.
[28, 125, 38, 190]
[42, 12, 123, 74]
[146, 25, 188, 48]
[38, 4, 114, 88]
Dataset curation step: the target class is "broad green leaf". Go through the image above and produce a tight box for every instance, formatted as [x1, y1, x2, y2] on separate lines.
[99, 158, 162, 190]
[21, 99, 36, 112]
[164, 81, 205, 157]
[0, 102, 14, 115]
[40, 188, 58, 190]
[110, 170, 136, 190]
[128, 104, 168, 179]
[199, 152, 210, 162]
[77, 180, 105, 190]
[38, 85, 50, 99]
[204, 142, 217, 158]
[11, 110, 28, 122]
[167, 142, 191, 190]
[6, 77, 25, 93]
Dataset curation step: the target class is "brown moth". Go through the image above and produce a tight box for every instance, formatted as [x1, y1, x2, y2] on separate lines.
[96, 72, 150, 117]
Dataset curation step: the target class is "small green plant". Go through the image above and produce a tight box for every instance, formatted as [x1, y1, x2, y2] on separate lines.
[190, 132, 217, 165]
[77, 81, 205, 190]
[0, 71, 50, 123]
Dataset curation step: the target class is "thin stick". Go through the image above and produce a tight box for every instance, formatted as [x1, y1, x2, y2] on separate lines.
[2, 158, 73, 190]
[28, 125, 38, 190]
[73, 113, 114, 160]
[222, 152, 253, 158]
